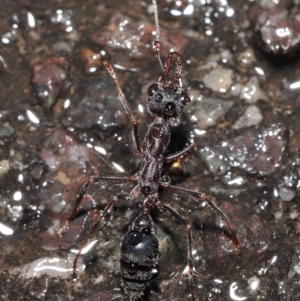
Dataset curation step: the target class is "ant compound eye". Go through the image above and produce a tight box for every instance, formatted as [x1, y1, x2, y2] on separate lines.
[148, 83, 158, 96]
[155, 93, 163, 102]
[128, 230, 143, 246]
[181, 90, 191, 105]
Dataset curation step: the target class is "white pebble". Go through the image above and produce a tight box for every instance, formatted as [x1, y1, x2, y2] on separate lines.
[241, 76, 266, 104]
[279, 187, 295, 202]
[233, 105, 263, 129]
[203, 67, 233, 93]
[0, 159, 10, 178]
[274, 211, 282, 220]
[248, 276, 260, 292]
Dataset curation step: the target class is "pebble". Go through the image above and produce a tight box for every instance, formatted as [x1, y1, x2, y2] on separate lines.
[200, 124, 287, 176]
[241, 76, 267, 104]
[80, 48, 102, 74]
[248, 276, 260, 292]
[27, 277, 49, 300]
[31, 57, 68, 108]
[187, 95, 234, 129]
[253, 7, 300, 56]
[279, 186, 295, 202]
[233, 105, 263, 129]
[203, 67, 233, 93]
[288, 243, 300, 278]
[0, 124, 15, 138]
[0, 159, 10, 178]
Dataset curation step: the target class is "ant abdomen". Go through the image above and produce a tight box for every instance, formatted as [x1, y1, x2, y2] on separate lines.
[120, 214, 160, 300]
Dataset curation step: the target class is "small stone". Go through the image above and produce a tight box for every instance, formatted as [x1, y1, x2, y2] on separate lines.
[62, 80, 127, 136]
[51, 41, 72, 53]
[259, 0, 281, 9]
[289, 210, 299, 219]
[279, 186, 295, 202]
[288, 243, 300, 278]
[233, 105, 263, 129]
[31, 57, 68, 108]
[27, 278, 49, 300]
[0, 124, 15, 138]
[241, 76, 267, 104]
[30, 165, 45, 181]
[237, 48, 257, 67]
[40, 130, 93, 171]
[203, 67, 233, 93]
[200, 124, 287, 176]
[7, 205, 23, 222]
[274, 211, 282, 220]
[253, 7, 300, 56]
[90, 12, 189, 61]
[248, 276, 260, 292]
[80, 48, 102, 74]
[187, 94, 234, 129]
[0, 159, 10, 178]
[48, 9, 74, 32]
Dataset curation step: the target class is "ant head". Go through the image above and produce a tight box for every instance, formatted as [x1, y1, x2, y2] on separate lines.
[147, 82, 190, 126]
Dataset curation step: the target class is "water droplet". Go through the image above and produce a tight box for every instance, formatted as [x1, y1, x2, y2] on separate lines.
[160, 176, 171, 187]
[173, 193, 180, 201]
[99, 180, 107, 189]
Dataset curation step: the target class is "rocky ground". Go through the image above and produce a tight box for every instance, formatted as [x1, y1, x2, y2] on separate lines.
[1, 0, 300, 300]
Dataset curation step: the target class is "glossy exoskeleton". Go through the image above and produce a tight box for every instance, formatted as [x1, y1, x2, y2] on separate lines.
[120, 206, 159, 300]
[57, 0, 241, 300]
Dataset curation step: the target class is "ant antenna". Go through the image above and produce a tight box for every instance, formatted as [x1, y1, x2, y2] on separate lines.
[152, 0, 164, 74]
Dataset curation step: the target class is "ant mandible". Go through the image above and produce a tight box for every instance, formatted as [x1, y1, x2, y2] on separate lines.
[57, 0, 241, 300]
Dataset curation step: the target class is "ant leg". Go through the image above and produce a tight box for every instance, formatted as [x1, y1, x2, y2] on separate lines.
[103, 61, 142, 155]
[154, 199, 200, 301]
[71, 195, 119, 278]
[174, 55, 183, 88]
[163, 143, 196, 163]
[165, 185, 241, 257]
[153, 40, 164, 74]
[57, 175, 136, 236]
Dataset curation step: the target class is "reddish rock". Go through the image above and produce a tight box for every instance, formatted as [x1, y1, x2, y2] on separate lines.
[31, 57, 68, 108]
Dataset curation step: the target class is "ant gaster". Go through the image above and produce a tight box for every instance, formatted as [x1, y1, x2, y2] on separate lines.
[57, 1, 241, 300]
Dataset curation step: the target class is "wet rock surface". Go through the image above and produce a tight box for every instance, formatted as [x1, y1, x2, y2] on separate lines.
[250, 3, 300, 57]
[1, 1, 300, 301]
[200, 124, 288, 176]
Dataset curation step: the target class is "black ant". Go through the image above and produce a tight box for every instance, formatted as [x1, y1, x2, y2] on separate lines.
[57, 0, 240, 300]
